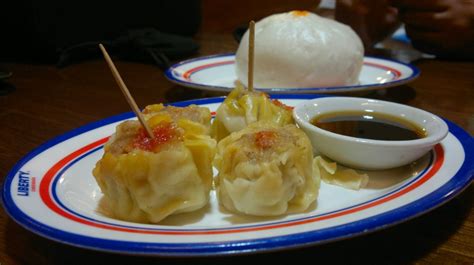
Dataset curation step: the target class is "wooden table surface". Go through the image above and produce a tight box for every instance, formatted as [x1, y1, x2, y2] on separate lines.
[1, 4, 473, 264]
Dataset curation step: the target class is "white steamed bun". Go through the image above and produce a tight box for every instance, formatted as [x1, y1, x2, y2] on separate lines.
[235, 11, 364, 88]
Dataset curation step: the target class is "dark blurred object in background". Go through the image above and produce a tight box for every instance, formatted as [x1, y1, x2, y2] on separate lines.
[0, 66, 14, 95]
[0, 0, 201, 64]
[335, 0, 474, 60]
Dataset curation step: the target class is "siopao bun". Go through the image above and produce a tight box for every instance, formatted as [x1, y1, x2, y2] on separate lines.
[235, 11, 364, 88]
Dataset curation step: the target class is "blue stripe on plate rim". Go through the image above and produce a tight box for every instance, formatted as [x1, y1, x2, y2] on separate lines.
[2, 95, 473, 256]
[164, 53, 421, 93]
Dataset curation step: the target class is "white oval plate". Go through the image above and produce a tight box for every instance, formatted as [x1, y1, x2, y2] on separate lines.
[2, 95, 472, 257]
[165, 54, 420, 93]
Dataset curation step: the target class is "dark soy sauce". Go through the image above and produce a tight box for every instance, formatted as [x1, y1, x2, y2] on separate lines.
[311, 111, 427, 141]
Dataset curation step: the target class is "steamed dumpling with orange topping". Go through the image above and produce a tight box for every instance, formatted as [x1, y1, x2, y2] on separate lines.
[93, 105, 216, 223]
[214, 121, 320, 216]
[143, 103, 212, 134]
[210, 82, 294, 141]
[235, 11, 364, 88]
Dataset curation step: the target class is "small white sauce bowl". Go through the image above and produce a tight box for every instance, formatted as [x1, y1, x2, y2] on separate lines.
[293, 97, 449, 170]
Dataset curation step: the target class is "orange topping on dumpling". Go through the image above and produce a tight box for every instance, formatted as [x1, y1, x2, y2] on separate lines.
[133, 122, 182, 151]
[254, 130, 277, 149]
[290, 10, 310, 17]
[272, 99, 293, 111]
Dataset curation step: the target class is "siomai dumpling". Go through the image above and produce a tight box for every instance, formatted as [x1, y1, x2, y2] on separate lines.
[211, 82, 293, 141]
[93, 106, 216, 223]
[235, 10, 364, 88]
[143, 103, 212, 134]
[214, 121, 320, 216]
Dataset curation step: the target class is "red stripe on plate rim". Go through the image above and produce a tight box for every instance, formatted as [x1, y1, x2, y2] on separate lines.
[183, 61, 234, 80]
[39, 138, 443, 235]
[181, 60, 402, 82]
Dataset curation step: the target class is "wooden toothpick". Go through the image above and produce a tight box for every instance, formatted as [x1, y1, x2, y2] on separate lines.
[248, 20, 255, 92]
[98, 43, 154, 139]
